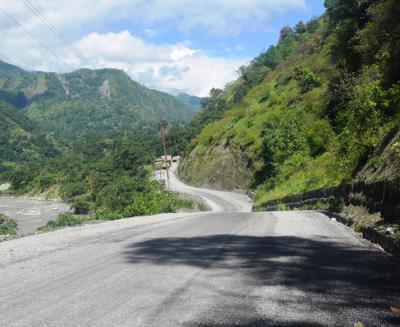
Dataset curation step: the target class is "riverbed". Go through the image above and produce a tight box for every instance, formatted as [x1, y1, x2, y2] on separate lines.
[0, 197, 70, 234]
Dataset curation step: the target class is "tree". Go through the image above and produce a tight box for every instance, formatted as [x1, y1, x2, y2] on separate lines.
[113, 143, 150, 173]
[279, 26, 294, 43]
[295, 21, 307, 34]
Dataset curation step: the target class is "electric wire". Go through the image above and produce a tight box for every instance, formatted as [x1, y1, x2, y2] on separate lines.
[0, 50, 19, 67]
[20, 0, 94, 69]
[0, 7, 75, 70]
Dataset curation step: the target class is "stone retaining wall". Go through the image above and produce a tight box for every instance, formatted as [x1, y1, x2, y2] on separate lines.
[253, 180, 400, 257]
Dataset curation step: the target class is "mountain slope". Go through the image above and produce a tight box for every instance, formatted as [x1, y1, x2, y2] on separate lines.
[178, 0, 400, 205]
[174, 92, 202, 112]
[0, 101, 58, 164]
[0, 63, 196, 139]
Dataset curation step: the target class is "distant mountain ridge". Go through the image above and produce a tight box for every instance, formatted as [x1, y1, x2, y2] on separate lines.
[0, 60, 196, 139]
[172, 92, 203, 112]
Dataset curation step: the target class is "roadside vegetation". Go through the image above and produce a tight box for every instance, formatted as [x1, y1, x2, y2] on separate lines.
[37, 213, 88, 232]
[0, 213, 18, 236]
[174, 0, 400, 218]
[0, 130, 193, 221]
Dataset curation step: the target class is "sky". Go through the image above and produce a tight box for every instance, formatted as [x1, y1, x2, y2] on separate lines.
[0, 0, 326, 96]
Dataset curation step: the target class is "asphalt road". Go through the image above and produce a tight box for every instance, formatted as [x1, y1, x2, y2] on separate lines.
[0, 197, 70, 234]
[1, 168, 399, 326]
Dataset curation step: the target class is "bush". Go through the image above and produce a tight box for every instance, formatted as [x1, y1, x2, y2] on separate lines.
[59, 181, 88, 199]
[70, 195, 92, 215]
[391, 141, 400, 159]
[7, 166, 35, 190]
[277, 203, 287, 211]
[38, 172, 59, 192]
[94, 174, 192, 220]
[0, 213, 18, 235]
[95, 175, 150, 213]
[38, 212, 84, 231]
[295, 66, 321, 92]
[197, 201, 209, 212]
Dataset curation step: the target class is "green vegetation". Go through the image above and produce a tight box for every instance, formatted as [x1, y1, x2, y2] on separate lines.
[0, 65, 196, 140]
[0, 101, 59, 164]
[0, 213, 18, 235]
[38, 212, 90, 232]
[1, 134, 192, 219]
[177, 0, 400, 211]
[0, 61, 198, 220]
[175, 93, 203, 112]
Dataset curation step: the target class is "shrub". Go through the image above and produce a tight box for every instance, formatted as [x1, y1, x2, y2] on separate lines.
[70, 195, 92, 215]
[0, 213, 18, 235]
[295, 66, 321, 92]
[277, 203, 287, 211]
[329, 196, 346, 212]
[197, 201, 209, 212]
[59, 181, 88, 199]
[38, 172, 59, 192]
[38, 212, 84, 231]
[7, 166, 35, 190]
[391, 141, 400, 159]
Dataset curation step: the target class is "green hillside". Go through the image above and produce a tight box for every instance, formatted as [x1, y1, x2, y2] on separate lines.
[178, 0, 400, 204]
[0, 63, 196, 139]
[0, 101, 59, 165]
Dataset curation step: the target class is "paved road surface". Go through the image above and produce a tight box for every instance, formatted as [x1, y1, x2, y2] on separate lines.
[0, 197, 69, 234]
[1, 167, 399, 326]
[154, 163, 252, 212]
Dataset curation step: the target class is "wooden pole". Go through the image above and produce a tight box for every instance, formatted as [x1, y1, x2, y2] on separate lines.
[159, 120, 169, 190]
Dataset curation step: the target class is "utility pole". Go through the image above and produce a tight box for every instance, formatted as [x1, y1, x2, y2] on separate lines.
[158, 120, 169, 189]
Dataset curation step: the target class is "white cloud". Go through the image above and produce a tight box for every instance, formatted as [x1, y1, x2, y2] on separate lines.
[0, 0, 309, 95]
[0, 0, 307, 35]
[75, 31, 247, 96]
[125, 0, 307, 36]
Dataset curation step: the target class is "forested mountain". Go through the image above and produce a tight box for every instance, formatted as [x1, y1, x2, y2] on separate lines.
[176, 0, 400, 204]
[0, 62, 196, 139]
[0, 92, 187, 217]
[0, 61, 197, 216]
[0, 101, 59, 164]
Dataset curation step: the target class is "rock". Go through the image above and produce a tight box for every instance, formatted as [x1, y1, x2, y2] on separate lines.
[385, 227, 395, 235]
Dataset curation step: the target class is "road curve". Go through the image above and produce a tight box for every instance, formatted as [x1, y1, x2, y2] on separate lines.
[1, 171, 399, 326]
[167, 163, 252, 212]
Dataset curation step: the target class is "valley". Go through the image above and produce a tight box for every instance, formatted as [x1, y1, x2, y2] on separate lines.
[0, 0, 399, 325]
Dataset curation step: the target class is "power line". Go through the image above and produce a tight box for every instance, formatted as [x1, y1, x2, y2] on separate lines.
[0, 50, 19, 66]
[20, 0, 95, 69]
[0, 7, 75, 70]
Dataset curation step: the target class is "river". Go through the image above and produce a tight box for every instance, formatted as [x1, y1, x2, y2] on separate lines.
[0, 197, 70, 234]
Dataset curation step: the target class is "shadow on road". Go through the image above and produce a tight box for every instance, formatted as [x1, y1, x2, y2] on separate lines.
[123, 234, 400, 326]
